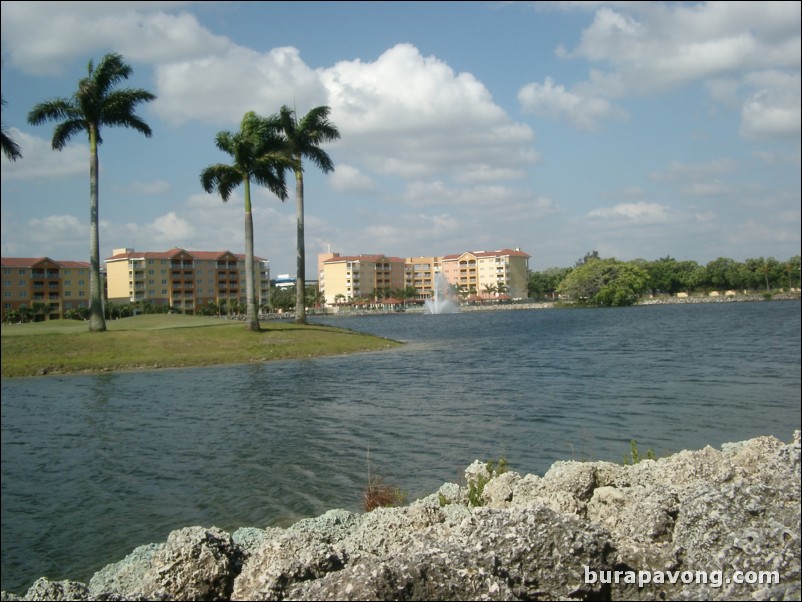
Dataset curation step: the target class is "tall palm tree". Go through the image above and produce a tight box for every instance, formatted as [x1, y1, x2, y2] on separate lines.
[2, 96, 23, 161]
[277, 105, 340, 324]
[28, 53, 155, 332]
[200, 111, 293, 332]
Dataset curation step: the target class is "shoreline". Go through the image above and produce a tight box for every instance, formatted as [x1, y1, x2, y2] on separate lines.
[3, 431, 799, 601]
[312, 292, 800, 317]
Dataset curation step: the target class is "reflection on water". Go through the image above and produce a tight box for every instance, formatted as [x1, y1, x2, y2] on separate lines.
[2, 301, 800, 593]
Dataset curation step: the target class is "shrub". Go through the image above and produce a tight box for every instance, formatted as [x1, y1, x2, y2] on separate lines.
[363, 476, 407, 512]
[623, 439, 656, 465]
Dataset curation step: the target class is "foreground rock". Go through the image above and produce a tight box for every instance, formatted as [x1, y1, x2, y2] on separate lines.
[3, 432, 799, 601]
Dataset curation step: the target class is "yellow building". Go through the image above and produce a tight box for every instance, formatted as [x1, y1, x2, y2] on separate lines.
[318, 248, 530, 308]
[318, 253, 410, 306]
[1, 257, 91, 321]
[104, 248, 269, 313]
[408, 256, 441, 296]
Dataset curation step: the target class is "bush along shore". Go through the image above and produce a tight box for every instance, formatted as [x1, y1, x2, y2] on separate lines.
[2, 432, 799, 601]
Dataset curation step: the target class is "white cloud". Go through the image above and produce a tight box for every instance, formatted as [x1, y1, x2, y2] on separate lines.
[588, 201, 674, 223]
[0, 2, 228, 75]
[535, 2, 802, 142]
[564, 2, 801, 96]
[740, 71, 801, 140]
[0, 129, 86, 181]
[152, 46, 328, 126]
[518, 76, 627, 130]
[321, 44, 538, 182]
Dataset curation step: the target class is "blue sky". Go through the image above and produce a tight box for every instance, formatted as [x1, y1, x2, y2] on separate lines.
[1, 1, 800, 276]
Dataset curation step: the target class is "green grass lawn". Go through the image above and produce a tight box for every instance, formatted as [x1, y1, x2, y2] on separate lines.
[1, 314, 403, 378]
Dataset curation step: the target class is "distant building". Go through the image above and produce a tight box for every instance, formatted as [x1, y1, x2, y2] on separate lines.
[104, 247, 269, 313]
[318, 248, 530, 307]
[1, 257, 92, 321]
[318, 253, 409, 306]
[273, 274, 295, 289]
[440, 249, 530, 301]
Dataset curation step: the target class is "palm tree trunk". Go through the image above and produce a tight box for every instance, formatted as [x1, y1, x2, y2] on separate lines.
[88, 131, 107, 332]
[243, 178, 260, 332]
[294, 166, 306, 324]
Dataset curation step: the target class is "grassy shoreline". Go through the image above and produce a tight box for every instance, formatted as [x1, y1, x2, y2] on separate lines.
[0, 314, 403, 378]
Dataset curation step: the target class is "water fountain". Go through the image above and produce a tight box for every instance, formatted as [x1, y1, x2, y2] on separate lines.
[424, 272, 460, 314]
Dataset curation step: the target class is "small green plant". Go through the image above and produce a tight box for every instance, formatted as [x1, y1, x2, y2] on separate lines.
[623, 439, 657, 465]
[467, 457, 508, 507]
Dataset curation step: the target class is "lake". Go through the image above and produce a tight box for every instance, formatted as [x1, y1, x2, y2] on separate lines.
[1, 301, 800, 594]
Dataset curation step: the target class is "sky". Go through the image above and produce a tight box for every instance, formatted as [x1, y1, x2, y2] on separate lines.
[1, 1, 800, 277]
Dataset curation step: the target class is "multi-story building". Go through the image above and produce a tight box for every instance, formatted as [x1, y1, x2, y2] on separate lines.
[440, 249, 530, 300]
[104, 248, 270, 313]
[318, 248, 530, 307]
[318, 252, 410, 305]
[1, 257, 92, 321]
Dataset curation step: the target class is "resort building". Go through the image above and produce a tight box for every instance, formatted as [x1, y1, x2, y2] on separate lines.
[1, 257, 92, 321]
[318, 248, 530, 307]
[317, 252, 410, 306]
[440, 249, 531, 301]
[104, 248, 270, 313]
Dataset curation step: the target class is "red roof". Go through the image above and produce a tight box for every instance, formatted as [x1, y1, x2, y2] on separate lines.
[105, 248, 265, 262]
[1, 257, 89, 269]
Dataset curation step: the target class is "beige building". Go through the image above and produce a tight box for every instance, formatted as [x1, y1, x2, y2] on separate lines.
[105, 248, 269, 313]
[318, 252, 410, 306]
[440, 249, 530, 300]
[1, 257, 91, 320]
[319, 248, 530, 307]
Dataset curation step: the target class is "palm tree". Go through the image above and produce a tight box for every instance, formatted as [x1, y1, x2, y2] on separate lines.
[200, 111, 293, 332]
[1, 96, 23, 161]
[28, 53, 155, 332]
[277, 105, 340, 324]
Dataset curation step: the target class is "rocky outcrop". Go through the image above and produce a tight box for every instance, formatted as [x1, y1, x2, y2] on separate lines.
[2, 432, 799, 601]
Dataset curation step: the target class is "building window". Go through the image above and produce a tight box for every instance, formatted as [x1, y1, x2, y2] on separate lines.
[64, 291, 71, 297]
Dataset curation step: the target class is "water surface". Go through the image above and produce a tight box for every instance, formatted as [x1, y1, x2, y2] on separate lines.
[2, 301, 799, 593]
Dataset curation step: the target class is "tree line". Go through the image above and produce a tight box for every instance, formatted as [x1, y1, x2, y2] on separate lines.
[529, 253, 802, 307]
[4, 53, 339, 333]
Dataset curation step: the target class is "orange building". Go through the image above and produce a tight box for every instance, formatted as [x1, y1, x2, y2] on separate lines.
[1, 257, 91, 321]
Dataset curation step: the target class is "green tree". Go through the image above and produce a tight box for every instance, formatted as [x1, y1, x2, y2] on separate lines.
[558, 257, 648, 307]
[28, 53, 155, 332]
[201, 111, 293, 332]
[277, 105, 341, 324]
[1, 96, 23, 161]
[705, 257, 741, 291]
[643, 256, 702, 295]
[528, 267, 572, 299]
